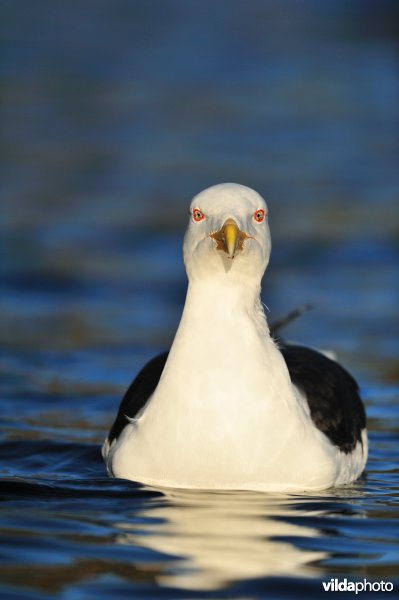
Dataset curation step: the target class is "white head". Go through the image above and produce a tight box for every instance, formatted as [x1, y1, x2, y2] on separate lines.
[183, 183, 271, 283]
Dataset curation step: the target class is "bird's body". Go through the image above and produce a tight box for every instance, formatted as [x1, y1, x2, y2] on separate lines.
[103, 183, 367, 491]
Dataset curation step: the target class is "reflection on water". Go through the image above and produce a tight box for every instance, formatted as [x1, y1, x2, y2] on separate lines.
[115, 489, 328, 590]
[0, 432, 397, 598]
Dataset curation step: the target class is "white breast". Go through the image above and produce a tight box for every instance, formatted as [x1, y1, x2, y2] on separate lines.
[106, 279, 352, 491]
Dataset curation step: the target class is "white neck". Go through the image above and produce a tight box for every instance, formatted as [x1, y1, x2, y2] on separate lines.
[180, 277, 267, 340]
[149, 276, 297, 415]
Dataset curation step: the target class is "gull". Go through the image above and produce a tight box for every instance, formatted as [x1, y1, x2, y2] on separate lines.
[103, 183, 367, 492]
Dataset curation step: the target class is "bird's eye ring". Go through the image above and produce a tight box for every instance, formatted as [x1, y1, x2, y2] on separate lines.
[192, 208, 205, 222]
[253, 209, 265, 223]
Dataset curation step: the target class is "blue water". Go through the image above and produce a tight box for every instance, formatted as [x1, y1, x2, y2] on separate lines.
[1, 1, 398, 598]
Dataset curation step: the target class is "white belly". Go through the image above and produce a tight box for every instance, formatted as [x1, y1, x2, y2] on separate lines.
[106, 385, 367, 492]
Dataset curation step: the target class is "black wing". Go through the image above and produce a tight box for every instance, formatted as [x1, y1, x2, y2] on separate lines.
[107, 352, 169, 447]
[280, 344, 366, 453]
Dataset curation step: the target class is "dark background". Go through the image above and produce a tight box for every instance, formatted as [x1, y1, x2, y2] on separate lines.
[2, 2, 398, 402]
[1, 0, 398, 404]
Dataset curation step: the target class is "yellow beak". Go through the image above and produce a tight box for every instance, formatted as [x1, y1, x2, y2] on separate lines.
[210, 218, 247, 259]
[223, 219, 240, 259]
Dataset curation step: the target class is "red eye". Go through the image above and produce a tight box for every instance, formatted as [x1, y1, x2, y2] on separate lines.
[253, 209, 265, 223]
[192, 208, 205, 222]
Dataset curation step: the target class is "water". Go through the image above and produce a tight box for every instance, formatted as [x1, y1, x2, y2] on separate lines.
[1, 1, 398, 598]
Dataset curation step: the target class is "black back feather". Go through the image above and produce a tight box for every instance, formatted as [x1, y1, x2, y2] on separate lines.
[107, 352, 169, 447]
[280, 344, 366, 453]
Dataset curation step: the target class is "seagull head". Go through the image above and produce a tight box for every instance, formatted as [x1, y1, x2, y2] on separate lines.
[183, 183, 271, 283]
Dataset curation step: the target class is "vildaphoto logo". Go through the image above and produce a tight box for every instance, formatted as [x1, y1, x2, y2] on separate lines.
[322, 578, 394, 594]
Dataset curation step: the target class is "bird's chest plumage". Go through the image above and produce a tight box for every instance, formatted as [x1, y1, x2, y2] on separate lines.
[147, 302, 289, 427]
[109, 296, 335, 490]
